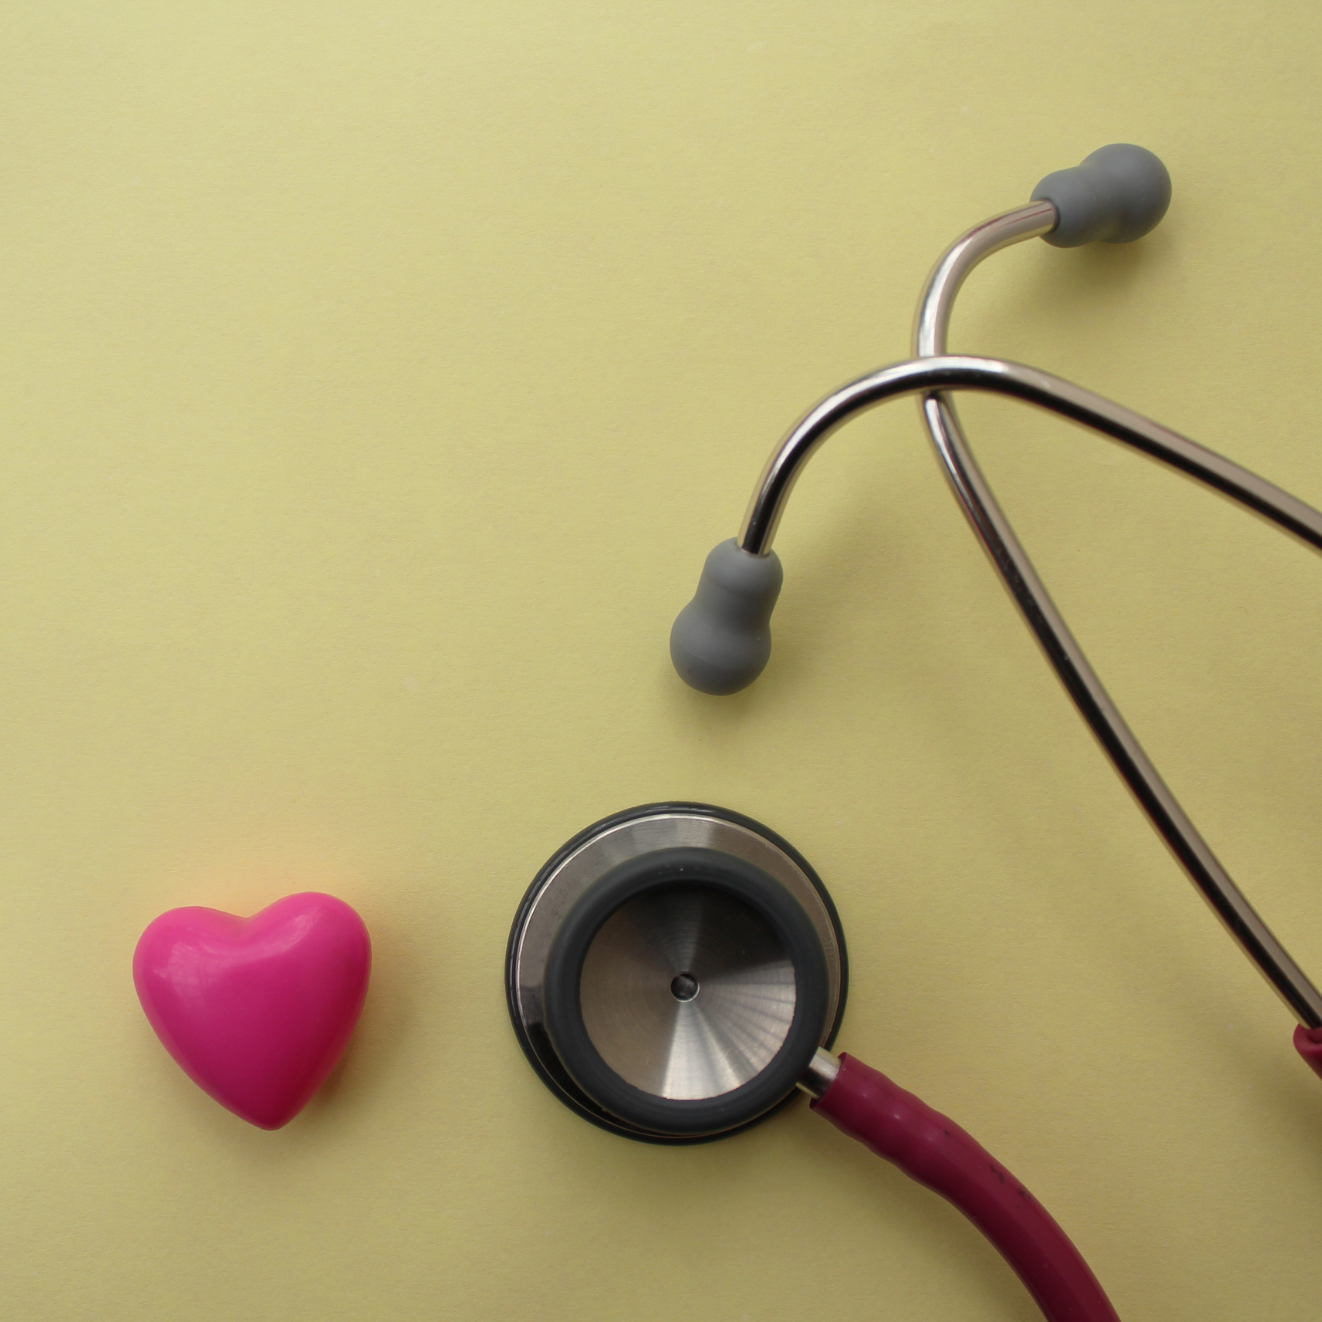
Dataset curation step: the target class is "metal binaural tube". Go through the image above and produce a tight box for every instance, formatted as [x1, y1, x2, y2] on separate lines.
[912, 212, 1322, 1029]
[732, 351, 1322, 1025]
[736, 355, 1322, 563]
[913, 202, 1058, 364]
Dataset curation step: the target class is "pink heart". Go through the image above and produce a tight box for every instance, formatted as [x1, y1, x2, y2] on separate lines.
[133, 892, 372, 1129]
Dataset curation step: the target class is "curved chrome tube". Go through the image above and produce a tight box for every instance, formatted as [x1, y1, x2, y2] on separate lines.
[735, 350, 1322, 1026]
[913, 202, 1058, 359]
[912, 213, 1322, 1029]
[739, 355, 1322, 559]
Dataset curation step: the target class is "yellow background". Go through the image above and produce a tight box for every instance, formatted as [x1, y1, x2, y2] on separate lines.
[1, 4, 1319, 1318]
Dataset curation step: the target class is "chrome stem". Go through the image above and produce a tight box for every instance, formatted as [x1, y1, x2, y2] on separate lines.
[797, 1048, 841, 1100]
[914, 208, 1322, 1027]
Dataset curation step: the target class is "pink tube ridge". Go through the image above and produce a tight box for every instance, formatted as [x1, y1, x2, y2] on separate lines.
[812, 1054, 1119, 1322]
[1292, 1024, 1322, 1080]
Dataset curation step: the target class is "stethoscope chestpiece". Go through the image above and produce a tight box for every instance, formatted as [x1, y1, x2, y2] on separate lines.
[506, 803, 848, 1143]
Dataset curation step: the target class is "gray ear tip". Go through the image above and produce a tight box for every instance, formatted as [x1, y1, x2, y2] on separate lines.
[669, 539, 784, 695]
[670, 605, 769, 695]
[1032, 143, 1172, 247]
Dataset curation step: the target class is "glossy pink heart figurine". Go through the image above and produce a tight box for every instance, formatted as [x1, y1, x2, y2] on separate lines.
[133, 892, 371, 1129]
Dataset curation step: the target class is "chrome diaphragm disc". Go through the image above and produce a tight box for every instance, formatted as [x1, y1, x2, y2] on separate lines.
[505, 803, 847, 1144]
[579, 881, 797, 1100]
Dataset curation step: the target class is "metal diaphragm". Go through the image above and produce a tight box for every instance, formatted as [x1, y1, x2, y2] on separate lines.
[506, 804, 847, 1144]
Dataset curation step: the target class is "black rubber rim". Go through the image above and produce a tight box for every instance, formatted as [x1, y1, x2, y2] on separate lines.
[504, 802, 849, 1145]
[543, 846, 831, 1137]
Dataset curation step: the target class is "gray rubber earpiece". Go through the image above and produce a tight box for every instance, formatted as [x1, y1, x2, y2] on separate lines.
[670, 539, 783, 695]
[1031, 144, 1171, 248]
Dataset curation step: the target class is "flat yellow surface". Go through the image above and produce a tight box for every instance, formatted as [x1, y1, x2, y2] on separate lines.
[1, 4, 1320, 1319]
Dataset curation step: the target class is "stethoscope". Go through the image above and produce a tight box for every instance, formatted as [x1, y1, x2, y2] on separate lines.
[506, 145, 1322, 1322]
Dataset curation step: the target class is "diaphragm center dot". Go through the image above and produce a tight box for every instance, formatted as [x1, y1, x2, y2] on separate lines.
[670, 972, 699, 1001]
